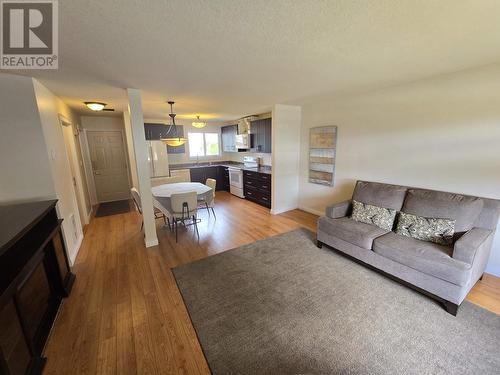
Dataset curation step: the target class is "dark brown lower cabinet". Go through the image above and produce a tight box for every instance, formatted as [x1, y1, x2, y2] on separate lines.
[243, 171, 272, 208]
[0, 200, 75, 375]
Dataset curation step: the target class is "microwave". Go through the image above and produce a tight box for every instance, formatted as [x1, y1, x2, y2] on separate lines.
[235, 133, 252, 149]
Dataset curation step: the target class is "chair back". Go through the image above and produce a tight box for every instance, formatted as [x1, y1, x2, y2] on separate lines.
[130, 187, 142, 213]
[171, 191, 198, 218]
[151, 176, 183, 187]
[205, 178, 217, 198]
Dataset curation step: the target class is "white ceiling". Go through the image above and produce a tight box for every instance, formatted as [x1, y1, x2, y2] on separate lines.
[13, 0, 500, 121]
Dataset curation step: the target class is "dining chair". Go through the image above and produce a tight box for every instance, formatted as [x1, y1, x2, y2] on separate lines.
[152, 197, 173, 231]
[130, 187, 168, 230]
[170, 191, 199, 243]
[199, 178, 216, 218]
[151, 176, 183, 187]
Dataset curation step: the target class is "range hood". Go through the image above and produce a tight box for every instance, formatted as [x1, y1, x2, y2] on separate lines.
[237, 115, 259, 134]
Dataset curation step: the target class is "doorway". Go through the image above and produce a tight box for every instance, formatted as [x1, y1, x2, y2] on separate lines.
[86, 130, 130, 202]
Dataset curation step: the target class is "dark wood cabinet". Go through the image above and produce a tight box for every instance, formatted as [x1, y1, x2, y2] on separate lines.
[243, 171, 271, 208]
[144, 123, 185, 154]
[189, 167, 217, 184]
[250, 118, 272, 153]
[0, 200, 75, 375]
[189, 168, 206, 184]
[188, 166, 228, 191]
[216, 166, 230, 192]
[221, 125, 238, 152]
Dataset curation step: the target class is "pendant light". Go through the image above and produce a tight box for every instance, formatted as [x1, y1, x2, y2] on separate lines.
[192, 115, 206, 129]
[161, 101, 187, 147]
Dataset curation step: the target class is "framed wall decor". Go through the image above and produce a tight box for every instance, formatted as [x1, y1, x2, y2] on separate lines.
[309, 126, 337, 186]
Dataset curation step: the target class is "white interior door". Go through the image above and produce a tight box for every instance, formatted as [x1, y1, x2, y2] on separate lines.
[87, 131, 130, 202]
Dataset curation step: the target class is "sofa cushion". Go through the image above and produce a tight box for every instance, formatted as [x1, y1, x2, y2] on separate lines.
[352, 181, 407, 211]
[402, 189, 483, 236]
[318, 216, 389, 250]
[373, 232, 470, 286]
[396, 212, 455, 246]
[351, 200, 397, 230]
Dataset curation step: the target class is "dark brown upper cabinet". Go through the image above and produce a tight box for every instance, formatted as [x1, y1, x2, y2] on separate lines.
[221, 124, 238, 152]
[250, 118, 272, 153]
[144, 123, 185, 154]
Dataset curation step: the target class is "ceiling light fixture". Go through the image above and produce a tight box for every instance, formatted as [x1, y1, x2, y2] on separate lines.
[161, 101, 187, 147]
[84, 101, 107, 111]
[192, 115, 206, 129]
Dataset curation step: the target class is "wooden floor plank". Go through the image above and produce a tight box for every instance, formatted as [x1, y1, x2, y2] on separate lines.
[42, 191, 500, 374]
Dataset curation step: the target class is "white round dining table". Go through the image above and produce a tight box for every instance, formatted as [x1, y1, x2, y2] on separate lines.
[151, 182, 212, 212]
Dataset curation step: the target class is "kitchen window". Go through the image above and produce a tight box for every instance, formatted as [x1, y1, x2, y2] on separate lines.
[188, 132, 220, 157]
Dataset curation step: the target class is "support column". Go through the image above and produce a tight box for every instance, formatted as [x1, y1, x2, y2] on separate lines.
[271, 104, 302, 214]
[127, 88, 158, 247]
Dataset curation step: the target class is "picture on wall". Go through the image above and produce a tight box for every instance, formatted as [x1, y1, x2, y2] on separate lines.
[309, 126, 337, 186]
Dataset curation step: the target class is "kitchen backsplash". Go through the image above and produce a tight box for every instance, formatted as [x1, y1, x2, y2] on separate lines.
[225, 151, 272, 166]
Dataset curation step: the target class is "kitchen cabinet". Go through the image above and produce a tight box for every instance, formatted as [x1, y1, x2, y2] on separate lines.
[250, 118, 272, 153]
[217, 166, 230, 191]
[188, 166, 228, 191]
[189, 168, 206, 184]
[243, 170, 271, 208]
[144, 123, 185, 154]
[221, 124, 238, 152]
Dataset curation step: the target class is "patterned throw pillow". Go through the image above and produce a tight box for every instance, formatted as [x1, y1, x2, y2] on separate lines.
[396, 212, 455, 246]
[351, 200, 397, 230]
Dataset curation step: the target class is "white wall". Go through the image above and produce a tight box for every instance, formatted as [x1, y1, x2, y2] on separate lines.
[123, 112, 139, 188]
[57, 103, 92, 226]
[33, 79, 84, 264]
[226, 151, 272, 166]
[80, 115, 124, 130]
[297, 64, 500, 276]
[127, 89, 158, 247]
[0, 74, 55, 202]
[272, 104, 301, 214]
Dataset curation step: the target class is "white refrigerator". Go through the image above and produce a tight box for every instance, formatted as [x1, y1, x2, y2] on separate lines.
[147, 141, 170, 177]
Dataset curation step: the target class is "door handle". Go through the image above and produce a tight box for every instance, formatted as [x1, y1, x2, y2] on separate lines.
[94, 171, 100, 175]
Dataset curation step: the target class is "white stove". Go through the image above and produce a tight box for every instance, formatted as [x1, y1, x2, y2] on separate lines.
[228, 157, 261, 198]
[228, 167, 244, 198]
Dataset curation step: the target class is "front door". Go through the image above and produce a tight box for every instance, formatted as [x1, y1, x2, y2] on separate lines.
[87, 131, 130, 202]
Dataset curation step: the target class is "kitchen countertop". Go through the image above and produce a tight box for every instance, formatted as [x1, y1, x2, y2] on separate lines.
[169, 161, 272, 175]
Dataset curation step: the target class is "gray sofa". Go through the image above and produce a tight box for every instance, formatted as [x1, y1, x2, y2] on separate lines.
[317, 181, 500, 315]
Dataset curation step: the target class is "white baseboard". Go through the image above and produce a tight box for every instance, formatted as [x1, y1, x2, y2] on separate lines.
[271, 205, 298, 215]
[145, 238, 159, 247]
[298, 206, 324, 216]
[485, 265, 500, 278]
[85, 209, 92, 225]
[69, 234, 83, 266]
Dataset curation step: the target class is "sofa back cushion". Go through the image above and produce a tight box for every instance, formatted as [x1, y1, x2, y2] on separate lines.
[401, 189, 483, 235]
[395, 212, 455, 246]
[351, 200, 397, 230]
[352, 181, 407, 211]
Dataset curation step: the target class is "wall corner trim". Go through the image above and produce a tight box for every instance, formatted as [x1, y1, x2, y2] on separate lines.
[69, 234, 84, 266]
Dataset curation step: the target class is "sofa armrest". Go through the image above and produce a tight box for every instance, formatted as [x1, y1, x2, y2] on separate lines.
[453, 228, 493, 265]
[325, 200, 352, 219]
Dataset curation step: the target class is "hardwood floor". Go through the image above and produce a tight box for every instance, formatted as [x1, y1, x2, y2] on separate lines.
[43, 192, 500, 374]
